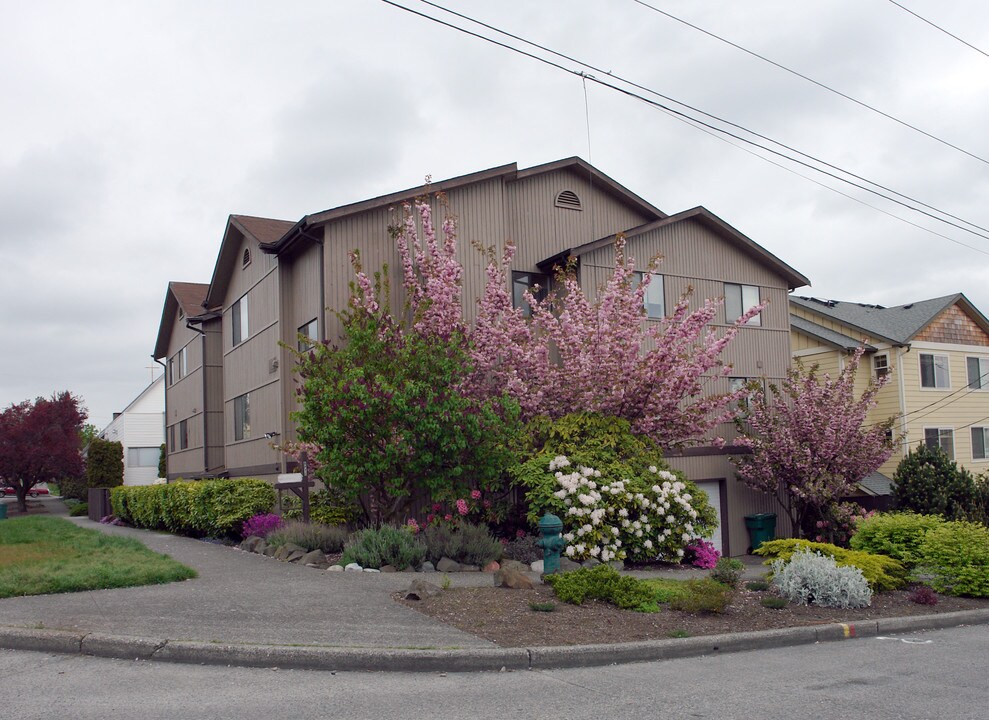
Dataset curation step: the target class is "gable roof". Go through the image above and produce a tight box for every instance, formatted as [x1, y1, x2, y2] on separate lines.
[791, 293, 989, 345]
[537, 206, 810, 290]
[204, 214, 295, 308]
[260, 157, 667, 256]
[153, 282, 209, 360]
[790, 314, 876, 352]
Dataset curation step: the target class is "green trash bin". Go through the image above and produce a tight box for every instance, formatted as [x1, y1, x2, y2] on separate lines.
[744, 513, 777, 552]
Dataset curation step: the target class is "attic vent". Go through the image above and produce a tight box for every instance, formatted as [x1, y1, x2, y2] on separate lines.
[242, 247, 252, 268]
[555, 190, 582, 211]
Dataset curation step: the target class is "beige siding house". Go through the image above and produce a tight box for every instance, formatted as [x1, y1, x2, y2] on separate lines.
[790, 294, 989, 494]
[155, 157, 812, 554]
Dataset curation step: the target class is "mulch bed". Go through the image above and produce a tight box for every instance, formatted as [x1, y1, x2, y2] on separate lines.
[397, 583, 989, 647]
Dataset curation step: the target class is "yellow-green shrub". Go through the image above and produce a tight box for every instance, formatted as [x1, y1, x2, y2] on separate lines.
[111, 479, 275, 538]
[754, 538, 907, 591]
[917, 521, 989, 597]
[849, 512, 944, 567]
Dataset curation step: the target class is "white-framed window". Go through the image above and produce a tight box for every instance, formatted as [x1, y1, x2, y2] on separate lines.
[924, 427, 954, 460]
[971, 427, 989, 460]
[180, 346, 187, 377]
[920, 353, 950, 389]
[234, 393, 251, 441]
[725, 283, 761, 326]
[967, 356, 989, 390]
[127, 447, 160, 468]
[298, 318, 318, 352]
[232, 294, 249, 346]
[873, 353, 889, 379]
[512, 271, 549, 317]
[633, 272, 665, 319]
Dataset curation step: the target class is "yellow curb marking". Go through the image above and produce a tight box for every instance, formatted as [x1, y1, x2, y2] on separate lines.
[840, 623, 855, 638]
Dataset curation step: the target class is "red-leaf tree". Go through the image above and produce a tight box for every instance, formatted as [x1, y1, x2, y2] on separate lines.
[0, 392, 86, 512]
[731, 349, 896, 537]
[467, 235, 764, 448]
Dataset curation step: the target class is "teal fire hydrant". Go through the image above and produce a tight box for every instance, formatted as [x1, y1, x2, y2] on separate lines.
[536, 513, 566, 575]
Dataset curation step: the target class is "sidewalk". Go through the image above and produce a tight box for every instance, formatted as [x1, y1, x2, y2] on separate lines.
[2, 515, 987, 672]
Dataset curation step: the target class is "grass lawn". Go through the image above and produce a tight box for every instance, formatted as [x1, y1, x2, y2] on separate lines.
[0, 516, 197, 598]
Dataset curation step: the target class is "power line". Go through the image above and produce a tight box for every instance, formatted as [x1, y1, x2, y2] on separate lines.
[385, 0, 989, 254]
[887, 0, 989, 60]
[865, 369, 989, 428]
[632, 0, 989, 168]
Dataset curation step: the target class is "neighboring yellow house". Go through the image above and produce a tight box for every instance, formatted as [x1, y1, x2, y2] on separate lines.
[790, 294, 989, 497]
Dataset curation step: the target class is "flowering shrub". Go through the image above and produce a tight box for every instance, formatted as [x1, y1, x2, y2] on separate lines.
[685, 538, 721, 569]
[808, 501, 874, 546]
[242, 513, 284, 539]
[532, 455, 715, 563]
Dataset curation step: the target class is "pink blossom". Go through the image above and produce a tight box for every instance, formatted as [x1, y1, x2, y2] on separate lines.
[470, 489, 482, 500]
[456, 498, 469, 516]
[444, 513, 453, 522]
[515, 529, 526, 539]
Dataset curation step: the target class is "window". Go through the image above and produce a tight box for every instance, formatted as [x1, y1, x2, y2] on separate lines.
[512, 272, 549, 317]
[873, 353, 889, 379]
[168, 357, 175, 386]
[633, 272, 665, 319]
[180, 346, 187, 377]
[924, 427, 954, 460]
[298, 318, 318, 352]
[967, 356, 989, 389]
[920, 353, 950, 389]
[232, 295, 249, 346]
[178, 419, 188, 450]
[725, 283, 761, 326]
[234, 393, 251, 441]
[972, 427, 989, 460]
[127, 447, 160, 467]
[168, 425, 175, 452]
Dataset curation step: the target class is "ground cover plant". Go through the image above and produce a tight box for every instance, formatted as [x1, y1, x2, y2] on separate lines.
[0, 516, 196, 598]
[754, 538, 907, 591]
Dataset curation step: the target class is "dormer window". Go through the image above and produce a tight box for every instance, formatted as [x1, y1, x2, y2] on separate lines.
[555, 190, 582, 211]
[242, 247, 252, 268]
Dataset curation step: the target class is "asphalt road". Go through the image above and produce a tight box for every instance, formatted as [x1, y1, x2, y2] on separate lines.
[7, 624, 986, 720]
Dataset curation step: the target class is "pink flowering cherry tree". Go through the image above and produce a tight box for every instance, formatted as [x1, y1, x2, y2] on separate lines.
[731, 348, 897, 538]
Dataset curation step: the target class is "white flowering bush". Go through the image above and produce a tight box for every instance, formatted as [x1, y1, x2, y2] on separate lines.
[539, 455, 716, 562]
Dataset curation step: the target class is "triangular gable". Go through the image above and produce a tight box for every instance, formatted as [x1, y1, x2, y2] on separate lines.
[913, 298, 989, 346]
[153, 282, 209, 359]
[204, 214, 294, 308]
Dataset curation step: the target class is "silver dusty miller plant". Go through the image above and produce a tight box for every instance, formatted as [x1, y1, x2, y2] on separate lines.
[771, 548, 872, 609]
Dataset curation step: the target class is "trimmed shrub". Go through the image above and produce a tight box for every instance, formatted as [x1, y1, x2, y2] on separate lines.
[916, 520, 989, 597]
[86, 438, 124, 489]
[110, 479, 275, 538]
[421, 523, 502, 566]
[545, 564, 657, 611]
[668, 578, 733, 614]
[267, 521, 349, 554]
[242, 513, 284, 539]
[772, 549, 873, 609]
[709, 557, 744, 587]
[892, 443, 978, 521]
[755, 538, 907, 591]
[849, 512, 944, 567]
[341, 525, 426, 570]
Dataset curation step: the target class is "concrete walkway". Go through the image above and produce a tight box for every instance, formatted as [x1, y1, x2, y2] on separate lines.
[2, 509, 987, 672]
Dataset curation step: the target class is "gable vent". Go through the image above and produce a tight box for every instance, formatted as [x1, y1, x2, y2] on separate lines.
[555, 190, 582, 210]
[242, 247, 252, 268]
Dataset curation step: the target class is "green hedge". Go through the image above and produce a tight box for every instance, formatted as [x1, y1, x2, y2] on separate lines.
[111, 479, 275, 538]
[849, 512, 944, 567]
[917, 521, 989, 597]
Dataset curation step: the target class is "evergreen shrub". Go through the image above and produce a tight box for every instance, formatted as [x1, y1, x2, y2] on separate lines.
[916, 520, 989, 597]
[849, 512, 944, 567]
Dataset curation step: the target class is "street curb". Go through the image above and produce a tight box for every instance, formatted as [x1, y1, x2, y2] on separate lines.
[2, 609, 988, 672]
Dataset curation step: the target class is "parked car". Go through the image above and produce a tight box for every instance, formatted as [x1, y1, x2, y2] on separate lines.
[1, 485, 49, 498]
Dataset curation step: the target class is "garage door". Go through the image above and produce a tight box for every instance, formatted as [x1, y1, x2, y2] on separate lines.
[693, 481, 724, 556]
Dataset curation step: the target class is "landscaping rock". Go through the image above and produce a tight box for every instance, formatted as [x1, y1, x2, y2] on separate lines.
[500, 559, 528, 573]
[436, 557, 461, 573]
[262, 544, 277, 557]
[483, 561, 500, 573]
[298, 549, 328, 567]
[363, 568, 380, 573]
[239, 536, 261, 553]
[344, 562, 363, 572]
[285, 550, 307, 563]
[461, 564, 480, 572]
[274, 543, 305, 561]
[419, 561, 436, 573]
[582, 557, 600, 567]
[404, 579, 442, 601]
[380, 565, 397, 573]
[607, 560, 625, 572]
[559, 558, 582, 572]
[326, 565, 344, 572]
[254, 539, 268, 555]
[530, 559, 544, 574]
[494, 568, 534, 590]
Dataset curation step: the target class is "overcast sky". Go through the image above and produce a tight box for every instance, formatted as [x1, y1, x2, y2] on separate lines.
[2, 1, 988, 429]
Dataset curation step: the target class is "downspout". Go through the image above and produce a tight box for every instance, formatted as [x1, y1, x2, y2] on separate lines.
[152, 356, 167, 481]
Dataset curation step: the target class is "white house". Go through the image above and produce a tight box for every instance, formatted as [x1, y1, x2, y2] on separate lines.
[99, 376, 165, 486]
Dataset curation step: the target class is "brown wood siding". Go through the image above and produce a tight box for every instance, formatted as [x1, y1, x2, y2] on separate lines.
[506, 169, 655, 271]
[223, 381, 283, 472]
[914, 304, 989, 345]
[202, 318, 225, 473]
[163, 310, 206, 476]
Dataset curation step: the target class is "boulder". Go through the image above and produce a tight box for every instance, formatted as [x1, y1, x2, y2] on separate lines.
[500, 559, 528, 573]
[460, 564, 480, 572]
[285, 549, 306, 563]
[298, 549, 328, 567]
[530, 559, 544, 574]
[254, 539, 268, 555]
[419, 561, 436, 573]
[344, 562, 363, 572]
[607, 560, 625, 572]
[274, 543, 305, 561]
[404, 579, 442, 601]
[363, 568, 381, 573]
[494, 568, 534, 590]
[436, 557, 461, 573]
[559, 558, 582, 572]
[262, 544, 277, 557]
[239, 536, 261, 553]
[482, 561, 500, 573]
[326, 565, 344, 572]
[582, 557, 601, 567]
[379, 565, 397, 573]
